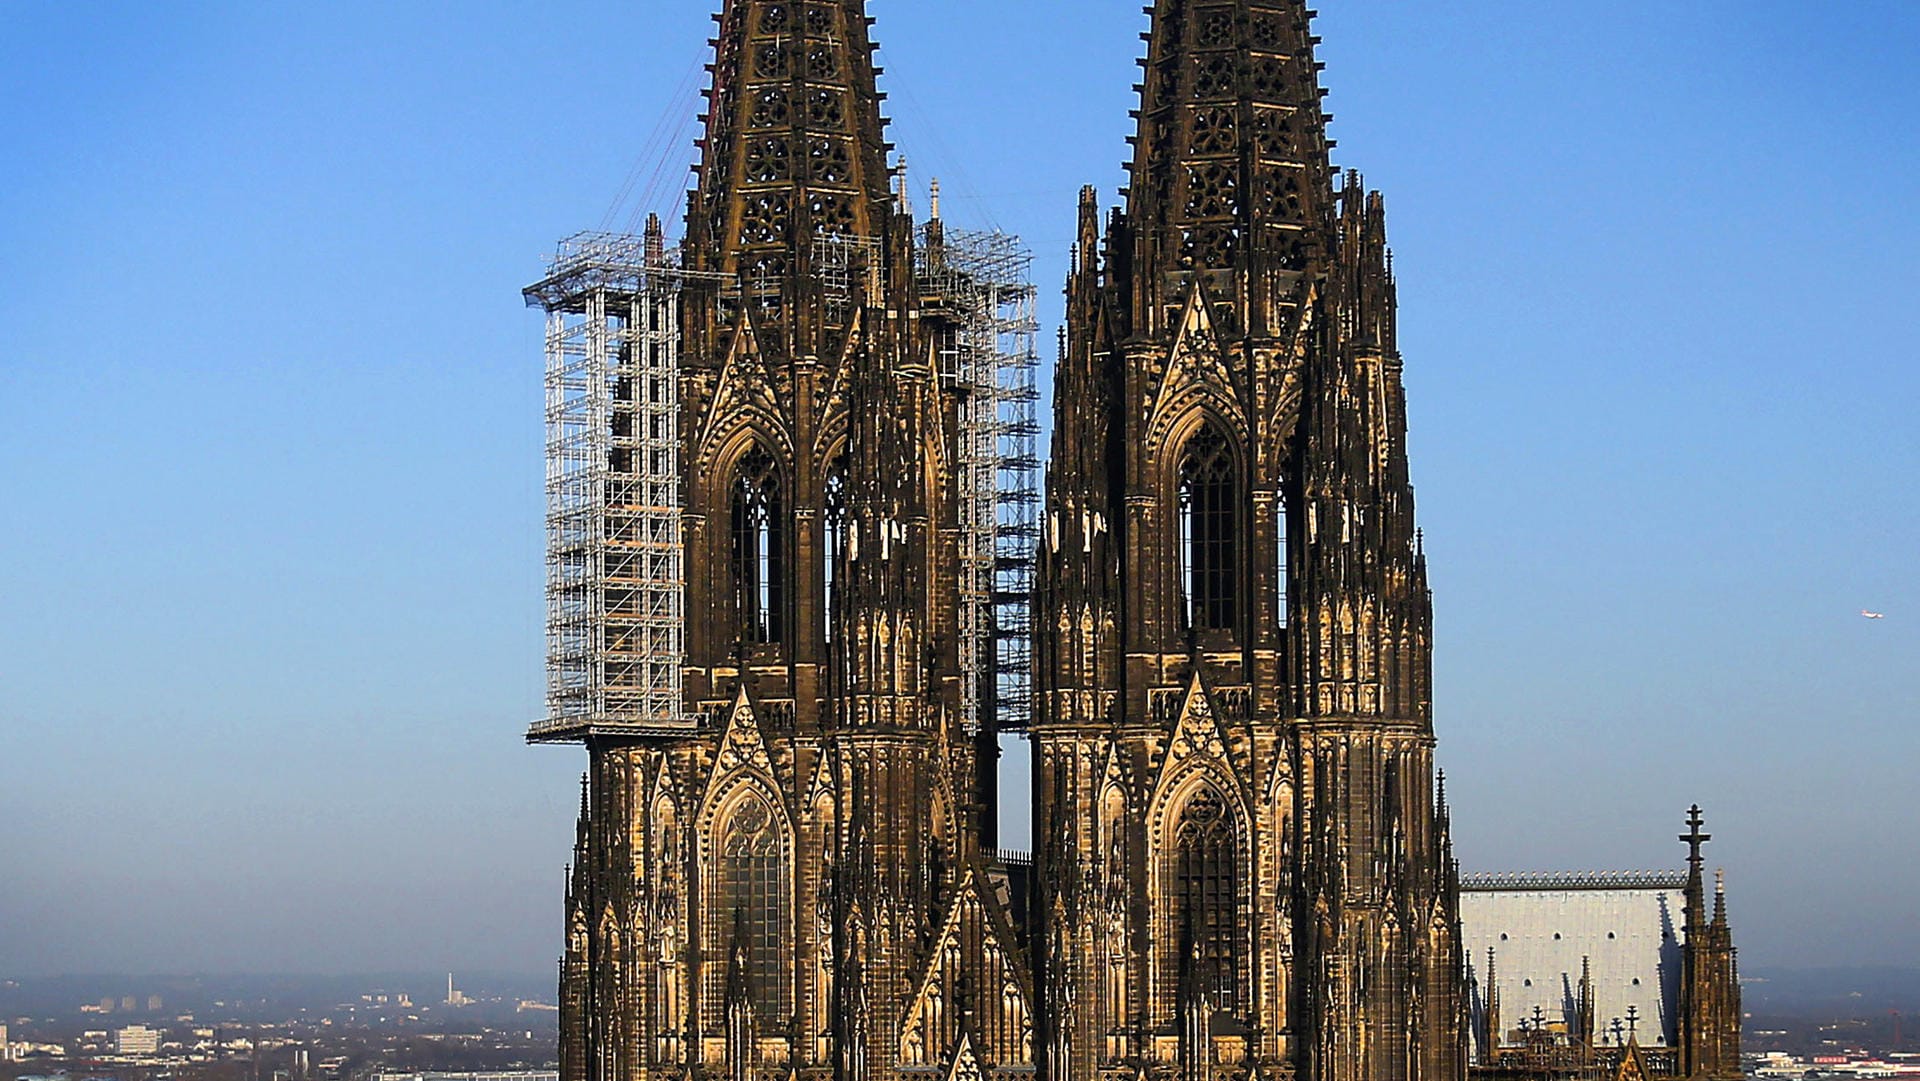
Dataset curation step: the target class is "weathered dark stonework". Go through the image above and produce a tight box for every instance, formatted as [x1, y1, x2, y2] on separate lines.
[1032, 4, 1465, 1081]
[540, 3, 1666, 1081]
[1678, 811, 1740, 1081]
[560, 4, 1028, 1081]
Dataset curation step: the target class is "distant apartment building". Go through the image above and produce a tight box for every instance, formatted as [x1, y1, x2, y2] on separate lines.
[361, 991, 413, 1008]
[114, 1025, 161, 1057]
[1, 1022, 10, 1061]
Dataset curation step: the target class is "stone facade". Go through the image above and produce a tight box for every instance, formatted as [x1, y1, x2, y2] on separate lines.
[554, 4, 1475, 1081]
[1030, 2, 1465, 1080]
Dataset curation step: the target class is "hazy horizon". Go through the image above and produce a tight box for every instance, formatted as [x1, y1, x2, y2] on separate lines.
[3, 1, 1915, 978]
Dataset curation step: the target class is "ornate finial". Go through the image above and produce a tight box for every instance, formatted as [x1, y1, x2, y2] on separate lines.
[1681, 804, 1710, 870]
[1626, 1005, 1640, 1037]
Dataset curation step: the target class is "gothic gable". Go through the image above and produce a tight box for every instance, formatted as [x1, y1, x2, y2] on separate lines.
[1147, 674, 1252, 815]
[1143, 675, 1260, 885]
[812, 305, 866, 462]
[1616, 1039, 1650, 1081]
[698, 689, 790, 825]
[1147, 286, 1247, 456]
[898, 867, 1036, 1072]
[1251, 282, 1317, 472]
[695, 315, 789, 474]
[944, 1034, 983, 1081]
[1095, 738, 1129, 800]
[803, 749, 837, 809]
[1260, 749, 1295, 807]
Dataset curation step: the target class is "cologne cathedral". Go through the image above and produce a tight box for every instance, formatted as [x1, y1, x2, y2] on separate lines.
[537, 3, 1472, 1081]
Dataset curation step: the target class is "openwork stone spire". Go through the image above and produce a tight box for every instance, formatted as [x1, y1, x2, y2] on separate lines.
[1126, 0, 1336, 336]
[685, 0, 895, 360]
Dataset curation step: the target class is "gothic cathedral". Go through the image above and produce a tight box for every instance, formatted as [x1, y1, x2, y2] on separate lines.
[548, 4, 1468, 1081]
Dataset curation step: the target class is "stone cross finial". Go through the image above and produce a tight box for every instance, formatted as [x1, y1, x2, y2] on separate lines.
[1681, 805, 1711, 871]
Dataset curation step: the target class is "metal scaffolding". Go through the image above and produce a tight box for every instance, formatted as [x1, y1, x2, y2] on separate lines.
[523, 218, 1034, 742]
[525, 228, 716, 742]
[813, 232, 883, 324]
[920, 226, 1042, 737]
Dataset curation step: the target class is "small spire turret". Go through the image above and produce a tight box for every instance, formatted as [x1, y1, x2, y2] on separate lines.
[1578, 955, 1596, 1046]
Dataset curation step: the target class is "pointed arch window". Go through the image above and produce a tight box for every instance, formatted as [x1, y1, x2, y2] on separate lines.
[823, 456, 848, 645]
[1177, 425, 1238, 631]
[715, 792, 789, 1023]
[731, 446, 786, 644]
[1169, 785, 1241, 1013]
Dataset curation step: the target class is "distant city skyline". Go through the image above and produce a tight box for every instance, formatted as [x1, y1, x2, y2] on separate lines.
[2, 0, 1916, 978]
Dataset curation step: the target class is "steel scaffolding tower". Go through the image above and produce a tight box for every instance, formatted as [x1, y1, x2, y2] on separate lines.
[525, 225, 717, 742]
[920, 225, 1042, 737]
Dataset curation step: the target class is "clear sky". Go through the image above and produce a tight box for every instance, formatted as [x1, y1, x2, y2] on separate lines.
[2, 1, 1915, 978]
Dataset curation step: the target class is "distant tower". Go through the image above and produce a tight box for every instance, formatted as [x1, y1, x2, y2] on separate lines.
[1033, 1, 1465, 1079]
[1678, 808, 1741, 1081]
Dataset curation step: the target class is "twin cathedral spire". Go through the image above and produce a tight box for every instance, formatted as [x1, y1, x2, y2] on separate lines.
[557, 4, 1465, 1081]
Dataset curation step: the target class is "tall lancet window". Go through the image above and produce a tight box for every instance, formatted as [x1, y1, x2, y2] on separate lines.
[716, 791, 788, 1023]
[1177, 425, 1238, 631]
[1275, 497, 1290, 629]
[731, 446, 785, 644]
[823, 458, 848, 645]
[1170, 784, 1241, 1012]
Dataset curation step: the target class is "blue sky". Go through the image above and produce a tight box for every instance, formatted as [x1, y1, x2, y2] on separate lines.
[1, 1, 1914, 976]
